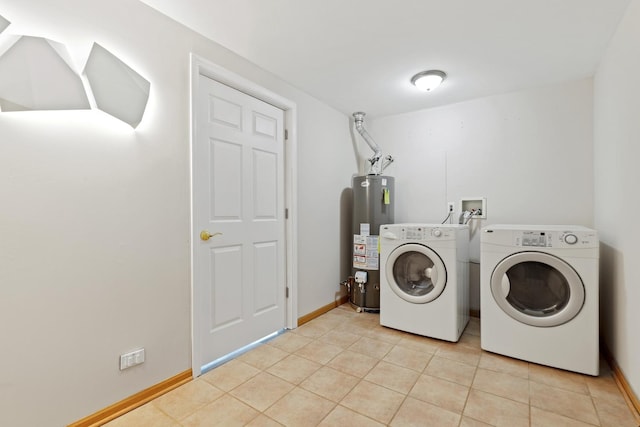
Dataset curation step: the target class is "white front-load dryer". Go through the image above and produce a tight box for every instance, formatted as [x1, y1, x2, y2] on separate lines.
[480, 225, 599, 375]
[380, 224, 469, 342]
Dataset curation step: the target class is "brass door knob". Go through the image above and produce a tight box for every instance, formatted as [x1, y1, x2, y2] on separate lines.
[200, 231, 222, 241]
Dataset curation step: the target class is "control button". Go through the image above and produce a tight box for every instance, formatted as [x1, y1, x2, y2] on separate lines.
[564, 233, 578, 245]
[433, 229, 442, 237]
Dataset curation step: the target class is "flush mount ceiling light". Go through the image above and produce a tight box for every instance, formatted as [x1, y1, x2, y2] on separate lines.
[411, 70, 446, 92]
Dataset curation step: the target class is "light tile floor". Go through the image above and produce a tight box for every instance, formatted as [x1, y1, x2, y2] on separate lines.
[106, 305, 639, 426]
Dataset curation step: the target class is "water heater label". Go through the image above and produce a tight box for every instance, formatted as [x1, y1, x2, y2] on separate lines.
[353, 234, 379, 270]
[360, 223, 370, 236]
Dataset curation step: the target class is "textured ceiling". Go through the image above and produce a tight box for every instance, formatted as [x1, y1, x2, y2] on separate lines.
[140, 0, 630, 118]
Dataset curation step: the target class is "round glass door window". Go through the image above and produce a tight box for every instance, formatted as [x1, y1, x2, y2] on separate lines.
[385, 243, 447, 304]
[491, 252, 585, 327]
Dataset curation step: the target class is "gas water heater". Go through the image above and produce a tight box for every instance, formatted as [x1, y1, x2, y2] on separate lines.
[343, 112, 394, 312]
[349, 174, 394, 312]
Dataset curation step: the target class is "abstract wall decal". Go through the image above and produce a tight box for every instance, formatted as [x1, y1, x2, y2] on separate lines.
[83, 43, 150, 128]
[0, 36, 90, 112]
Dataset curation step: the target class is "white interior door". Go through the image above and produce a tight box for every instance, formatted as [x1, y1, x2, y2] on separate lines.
[194, 74, 286, 369]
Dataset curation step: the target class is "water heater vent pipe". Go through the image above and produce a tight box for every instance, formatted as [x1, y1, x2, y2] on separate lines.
[353, 112, 382, 169]
[352, 112, 394, 175]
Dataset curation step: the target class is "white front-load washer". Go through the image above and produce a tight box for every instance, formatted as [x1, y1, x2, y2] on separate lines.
[480, 225, 599, 375]
[380, 224, 469, 342]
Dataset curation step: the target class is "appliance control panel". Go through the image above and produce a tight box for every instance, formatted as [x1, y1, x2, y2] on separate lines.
[519, 231, 549, 247]
[399, 226, 453, 240]
[403, 226, 425, 240]
[381, 224, 462, 241]
[513, 230, 597, 248]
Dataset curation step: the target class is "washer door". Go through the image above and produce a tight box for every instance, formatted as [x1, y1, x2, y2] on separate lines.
[385, 243, 447, 304]
[491, 251, 585, 327]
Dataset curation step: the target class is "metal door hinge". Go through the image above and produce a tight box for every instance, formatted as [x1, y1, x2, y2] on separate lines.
[286, 287, 290, 298]
[285, 208, 289, 219]
[284, 129, 289, 140]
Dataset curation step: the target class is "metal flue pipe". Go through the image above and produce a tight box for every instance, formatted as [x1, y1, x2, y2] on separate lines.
[353, 112, 382, 168]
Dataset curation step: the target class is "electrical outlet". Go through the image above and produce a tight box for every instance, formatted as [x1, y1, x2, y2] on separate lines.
[447, 202, 455, 212]
[119, 348, 145, 370]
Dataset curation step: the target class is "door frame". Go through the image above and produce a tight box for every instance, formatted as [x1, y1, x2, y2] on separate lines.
[189, 53, 298, 377]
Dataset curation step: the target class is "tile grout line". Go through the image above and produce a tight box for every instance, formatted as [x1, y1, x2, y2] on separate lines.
[456, 343, 480, 427]
[528, 368, 533, 427]
[264, 323, 362, 426]
[384, 351, 426, 426]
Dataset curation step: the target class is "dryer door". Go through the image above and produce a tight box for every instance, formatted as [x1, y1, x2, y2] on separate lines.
[385, 243, 447, 304]
[491, 251, 585, 327]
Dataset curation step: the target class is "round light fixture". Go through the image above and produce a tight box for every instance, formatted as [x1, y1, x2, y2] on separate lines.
[411, 70, 446, 91]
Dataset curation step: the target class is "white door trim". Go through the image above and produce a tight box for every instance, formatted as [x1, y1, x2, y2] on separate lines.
[189, 53, 298, 377]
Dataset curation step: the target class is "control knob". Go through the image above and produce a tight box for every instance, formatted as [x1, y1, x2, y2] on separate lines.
[433, 229, 442, 237]
[564, 233, 578, 245]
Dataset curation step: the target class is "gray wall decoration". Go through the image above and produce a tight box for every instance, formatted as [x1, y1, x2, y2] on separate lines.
[0, 14, 150, 128]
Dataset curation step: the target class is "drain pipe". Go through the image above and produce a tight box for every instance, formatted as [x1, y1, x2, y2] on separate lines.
[353, 112, 382, 172]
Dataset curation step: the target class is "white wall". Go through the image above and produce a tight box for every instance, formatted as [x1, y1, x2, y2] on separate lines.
[0, 1, 355, 425]
[594, 0, 640, 400]
[297, 107, 356, 315]
[369, 79, 594, 310]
